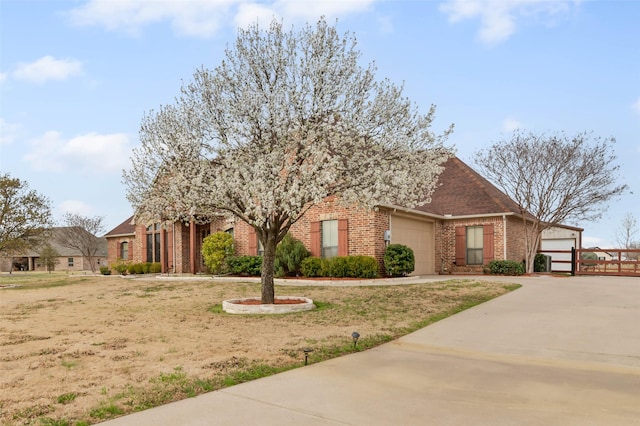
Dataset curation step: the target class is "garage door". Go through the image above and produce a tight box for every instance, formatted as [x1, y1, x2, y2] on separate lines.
[390, 214, 435, 275]
[541, 238, 576, 272]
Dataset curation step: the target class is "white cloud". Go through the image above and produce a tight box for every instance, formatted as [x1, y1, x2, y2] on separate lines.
[0, 118, 21, 145]
[275, 0, 374, 22]
[12, 56, 83, 84]
[234, 3, 278, 29]
[69, 0, 375, 37]
[502, 117, 521, 132]
[70, 0, 239, 37]
[24, 131, 132, 174]
[58, 200, 94, 217]
[440, 0, 579, 44]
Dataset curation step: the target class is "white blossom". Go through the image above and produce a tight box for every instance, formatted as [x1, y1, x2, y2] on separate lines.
[124, 18, 452, 302]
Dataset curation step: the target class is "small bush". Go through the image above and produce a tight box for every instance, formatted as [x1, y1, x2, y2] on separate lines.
[384, 244, 415, 277]
[226, 256, 262, 276]
[487, 260, 525, 276]
[141, 262, 152, 274]
[346, 255, 378, 278]
[202, 232, 235, 274]
[301, 257, 327, 277]
[149, 262, 162, 273]
[327, 256, 350, 277]
[128, 263, 143, 275]
[99, 266, 111, 275]
[275, 233, 310, 277]
[534, 253, 547, 272]
[111, 258, 129, 275]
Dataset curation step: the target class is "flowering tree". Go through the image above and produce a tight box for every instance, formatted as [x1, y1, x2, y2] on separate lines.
[125, 19, 452, 303]
[474, 131, 628, 273]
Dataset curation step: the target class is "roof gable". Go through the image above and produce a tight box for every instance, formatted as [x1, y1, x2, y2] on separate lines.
[105, 215, 136, 237]
[23, 227, 107, 257]
[415, 157, 525, 217]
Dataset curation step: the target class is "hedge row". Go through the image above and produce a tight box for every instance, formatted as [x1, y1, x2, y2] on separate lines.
[106, 260, 161, 275]
[225, 255, 379, 278]
[301, 255, 378, 278]
[485, 260, 525, 276]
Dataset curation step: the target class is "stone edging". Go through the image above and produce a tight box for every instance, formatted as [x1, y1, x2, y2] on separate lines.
[222, 297, 315, 314]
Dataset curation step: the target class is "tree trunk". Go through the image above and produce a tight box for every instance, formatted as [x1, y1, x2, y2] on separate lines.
[524, 226, 542, 274]
[260, 230, 278, 304]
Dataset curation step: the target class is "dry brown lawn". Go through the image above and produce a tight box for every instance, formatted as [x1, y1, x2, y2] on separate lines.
[0, 273, 518, 425]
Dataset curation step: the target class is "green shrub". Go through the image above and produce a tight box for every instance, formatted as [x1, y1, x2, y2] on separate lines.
[202, 232, 234, 274]
[384, 244, 415, 277]
[301, 256, 378, 278]
[149, 262, 162, 273]
[346, 255, 378, 278]
[99, 266, 111, 275]
[300, 257, 327, 277]
[141, 262, 152, 274]
[111, 258, 129, 275]
[487, 260, 525, 276]
[534, 253, 547, 272]
[128, 263, 143, 274]
[226, 256, 262, 276]
[327, 256, 350, 277]
[275, 233, 310, 277]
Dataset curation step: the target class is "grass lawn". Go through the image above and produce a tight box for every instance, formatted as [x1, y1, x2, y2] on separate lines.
[0, 273, 520, 425]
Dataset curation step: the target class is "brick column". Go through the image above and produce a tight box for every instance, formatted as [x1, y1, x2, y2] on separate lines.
[190, 219, 196, 274]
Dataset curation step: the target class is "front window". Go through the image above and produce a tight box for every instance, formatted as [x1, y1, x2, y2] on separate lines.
[322, 220, 338, 259]
[120, 242, 129, 259]
[146, 224, 161, 263]
[466, 226, 483, 265]
[68, 258, 74, 267]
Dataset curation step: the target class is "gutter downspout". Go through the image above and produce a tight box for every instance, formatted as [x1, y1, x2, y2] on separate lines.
[502, 214, 507, 260]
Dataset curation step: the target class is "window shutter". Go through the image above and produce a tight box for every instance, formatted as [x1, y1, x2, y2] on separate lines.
[310, 221, 321, 257]
[483, 224, 495, 264]
[248, 228, 257, 255]
[455, 226, 466, 266]
[128, 241, 133, 260]
[338, 219, 348, 257]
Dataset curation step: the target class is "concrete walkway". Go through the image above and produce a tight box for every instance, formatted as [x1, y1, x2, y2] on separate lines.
[102, 275, 640, 425]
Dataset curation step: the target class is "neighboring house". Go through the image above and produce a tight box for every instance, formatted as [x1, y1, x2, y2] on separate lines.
[0, 227, 108, 272]
[105, 157, 582, 275]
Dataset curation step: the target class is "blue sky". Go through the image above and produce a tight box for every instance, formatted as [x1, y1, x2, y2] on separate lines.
[1, 0, 638, 247]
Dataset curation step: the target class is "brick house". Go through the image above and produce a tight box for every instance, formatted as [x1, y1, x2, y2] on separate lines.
[105, 157, 582, 275]
[0, 227, 107, 272]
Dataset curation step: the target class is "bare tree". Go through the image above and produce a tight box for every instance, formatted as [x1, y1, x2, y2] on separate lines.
[124, 19, 452, 303]
[475, 130, 628, 273]
[57, 213, 105, 273]
[615, 212, 639, 260]
[0, 174, 52, 271]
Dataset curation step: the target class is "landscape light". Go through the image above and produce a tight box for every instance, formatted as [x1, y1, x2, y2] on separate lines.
[303, 347, 314, 365]
[351, 331, 360, 349]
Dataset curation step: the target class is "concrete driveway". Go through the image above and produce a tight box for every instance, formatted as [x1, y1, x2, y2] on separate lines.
[101, 275, 640, 425]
